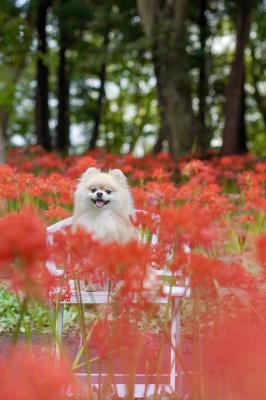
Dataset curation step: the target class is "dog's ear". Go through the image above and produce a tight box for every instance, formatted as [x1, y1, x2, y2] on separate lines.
[80, 167, 99, 180]
[108, 169, 128, 186]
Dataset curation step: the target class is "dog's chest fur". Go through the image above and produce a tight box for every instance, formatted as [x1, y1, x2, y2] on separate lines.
[73, 209, 136, 243]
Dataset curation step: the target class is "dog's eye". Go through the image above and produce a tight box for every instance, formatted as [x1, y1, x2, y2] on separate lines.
[90, 187, 97, 193]
[105, 189, 112, 195]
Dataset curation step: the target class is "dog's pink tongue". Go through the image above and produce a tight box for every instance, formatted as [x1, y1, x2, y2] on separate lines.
[95, 200, 104, 208]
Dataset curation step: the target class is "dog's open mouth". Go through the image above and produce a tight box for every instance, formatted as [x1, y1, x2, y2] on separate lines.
[92, 199, 110, 208]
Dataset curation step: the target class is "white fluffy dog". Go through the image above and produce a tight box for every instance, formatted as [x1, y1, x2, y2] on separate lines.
[73, 167, 138, 243]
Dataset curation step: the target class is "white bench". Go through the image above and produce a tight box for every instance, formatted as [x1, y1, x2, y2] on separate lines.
[47, 216, 191, 398]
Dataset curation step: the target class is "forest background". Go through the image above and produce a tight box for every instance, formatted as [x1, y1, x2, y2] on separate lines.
[0, 0, 265, 163]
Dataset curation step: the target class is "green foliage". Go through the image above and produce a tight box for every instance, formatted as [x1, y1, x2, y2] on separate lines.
[0, 0, 265, 154]
[0, 285, 78, 334]
[0, 285, 20, 333]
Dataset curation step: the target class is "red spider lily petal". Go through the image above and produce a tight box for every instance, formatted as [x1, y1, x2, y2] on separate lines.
[144, 181, 178, 208]
[207, 311, 266, 400]
[51, 229, 154, 296]
[239, 171, 266, 211]
[158, 204, 218, 249]
[257, 233, 266, 268]
[131, 187, 147, 210]
[135, 211, 160, 235]
[93, 240, 152, 294]
[0, 209, 47, 265]
[151, 167, 172, 182]
[189, 252, 254, 289]
[51, 228, 98, 279]
[44, 205, 71, 222]
[0, 209, 54, 297]
[0, 348, 79, 400]
[90, 316, 162, 371]
[66, 155, 98, 179]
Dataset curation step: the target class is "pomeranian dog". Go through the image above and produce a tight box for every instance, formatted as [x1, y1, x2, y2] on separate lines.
[73, 167, 138, 243]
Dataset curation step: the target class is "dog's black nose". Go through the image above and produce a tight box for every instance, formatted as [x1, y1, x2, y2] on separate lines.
[96, 191, 103, 198]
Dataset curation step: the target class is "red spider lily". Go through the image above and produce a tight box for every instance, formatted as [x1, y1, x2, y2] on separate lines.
[195, 184, 235, 217]
[205, 309, 266, 400]
[19, 173, 71, 206]
[135, 211, 159, 236]
[131, 187, 147, 210]
[233, 213, 255, 227]
[215, 154, 254, 172]
[51, 228, 153, 294]
[44, 173, 75, 206]
[32, 153, 66, 174]
[96, 241, 152, 292]
[151, 167, 172, 182]
[180, 159, 212, 178]
[254, 162, 266, 173]
[89, 316, 162, 372]
[0, 347, 79, 400]
[51, 227, 99, 280]
[180, 160, 219, 186]
[0, 209, 53, 297]
[0, 165, 21, 200]
[51, 226, 162, 310]
[0, 166, 74, 209]
[188, 252, 254, 289]
[66, 155, 98, 179]
[158, 204, 218, 249]
[239, 171, 266, 212]
[257, 233, 266, 268]
[44, 205, 71, 223]
[8, 146, 66, 174]
[131, 169, 146, 181]
[102, 152, 174, 181]
[144, 181, 178, 209]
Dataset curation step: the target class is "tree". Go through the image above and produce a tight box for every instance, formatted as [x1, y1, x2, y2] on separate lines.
[137, 0, 205, 159]
[221, 0, 253, 155]
[249, 1, 266, 130]
[251, 44, 266, 128]
[2, 0, 266, 157]
[36, 0, 52, 151]
[0, 0, 34, 162]
[55, 0, 70, 154]
[88, 23, 110, 150]
[198, 0, 208, 130]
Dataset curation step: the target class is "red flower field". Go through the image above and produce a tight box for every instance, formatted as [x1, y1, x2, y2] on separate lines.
[0, 147, 265, 399]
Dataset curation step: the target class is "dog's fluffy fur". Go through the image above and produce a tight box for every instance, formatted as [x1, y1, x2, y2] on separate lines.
[73, 167, 138, 243]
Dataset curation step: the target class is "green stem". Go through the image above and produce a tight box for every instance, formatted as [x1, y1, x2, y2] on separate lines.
[12, 296, 28, 345]
[75, 280, 91, 389]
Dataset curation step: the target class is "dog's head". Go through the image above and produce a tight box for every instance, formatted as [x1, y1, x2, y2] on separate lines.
[74, 167, 134, 217]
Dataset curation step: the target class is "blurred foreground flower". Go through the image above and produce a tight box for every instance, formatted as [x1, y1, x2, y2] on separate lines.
[208, 310, 266, 400]
[52, 227, 152, 293]
[90, 316, 162, 373]
[257, 232, 266, 268]
[0, 348, 79, 400]
[0, 209, 54, 297]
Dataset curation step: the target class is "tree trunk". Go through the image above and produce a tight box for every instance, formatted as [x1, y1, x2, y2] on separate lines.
[153, 127, 166, 154]
[0, 1, 35, 163]
[138, 0, 204, 160]
[89, 62, 106, 150]
[89, 33, 109, 150]
[250, 42, 266, 128]
[153, 58, 170, 154]
[36, 0, 52, 151]
[56, 11, 70, 154]
[221, 0, 252, 155]
[198, 0, 208, 129]
[239, 76, 248, 152]
[0, 111, 8, 164]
